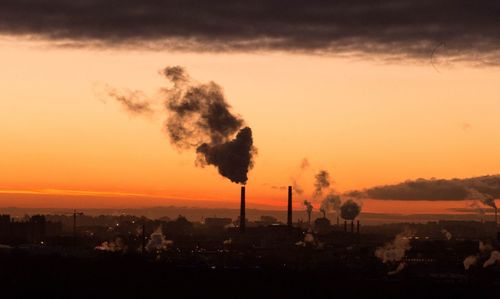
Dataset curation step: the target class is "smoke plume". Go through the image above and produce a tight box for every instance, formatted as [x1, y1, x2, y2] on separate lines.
[319, 193, 341, 218]
[375, 229, 414, 275]
[109, 66, 256, 184]
[466, 188, 497, 209]
[290, 158, 310, 196]
[340, 199, 361, 220]
[313, 170, 330, 198]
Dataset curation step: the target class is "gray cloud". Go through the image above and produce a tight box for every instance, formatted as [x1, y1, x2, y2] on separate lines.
[1, 1, 500, 63]
[347, 175, 500, 201]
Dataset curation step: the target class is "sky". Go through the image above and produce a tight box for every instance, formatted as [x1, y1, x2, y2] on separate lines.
[0, 1, 499, 217]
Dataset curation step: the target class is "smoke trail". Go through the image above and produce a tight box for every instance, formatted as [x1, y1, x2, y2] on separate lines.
[340, 199, 361, 220]
[375, 229, 414, 275]
[107, 87, 154, 115]
[483, 251, 500, 268]
[108, 66, 256, 184]
[319, 193, 341, 218]
[290, 158, 310, 196]
[313, 170, 330, 198]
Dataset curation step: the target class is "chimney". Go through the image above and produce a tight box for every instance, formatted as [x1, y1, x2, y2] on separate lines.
[350, 220, 354, 233]
[357, 220, 360, 234]
[287, 186, 292, 228]
[344, 220, 347, 232]
[240, 186, 246, 233]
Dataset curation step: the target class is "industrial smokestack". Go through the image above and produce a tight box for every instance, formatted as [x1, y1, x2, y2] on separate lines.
[357, 220, 360, 234]
[287, 186, 292, 228]
[351, 220, 354, 233]
[240, 186, 246, 233]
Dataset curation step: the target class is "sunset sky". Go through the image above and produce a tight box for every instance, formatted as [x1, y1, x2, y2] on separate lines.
[1, 1, 499, 217]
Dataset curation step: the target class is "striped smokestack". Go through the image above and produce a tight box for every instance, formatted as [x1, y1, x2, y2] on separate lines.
[287, 186, 292, 228]
[240, 186, 246, 233]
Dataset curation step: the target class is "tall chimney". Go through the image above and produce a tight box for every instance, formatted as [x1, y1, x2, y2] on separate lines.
[287, 186, 292, 228]
[357, 220, 360, 234]
[351, 220, 354, 233]
[240, 186, 246, 233]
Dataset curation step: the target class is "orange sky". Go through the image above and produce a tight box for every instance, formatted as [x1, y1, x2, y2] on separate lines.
[1, 38, 500, 214]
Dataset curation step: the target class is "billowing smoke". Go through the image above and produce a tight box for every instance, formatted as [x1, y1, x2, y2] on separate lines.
[375, 229, 414, 275]
[319, 193, 341, 218]
[463, 255, 478, 270]
[469, 201, 486, 220]
[340, 199, 361, 220]
[313, 170, 330, 198]
[303, 200, 313, 224]
[146, 226, 173, 252]
[483, 251, 500, 268]
[108, 66, 255, 184]
[441, 229, 452, 241]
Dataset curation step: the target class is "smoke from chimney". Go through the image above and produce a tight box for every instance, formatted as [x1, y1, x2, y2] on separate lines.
[319, 193, 341, 219]
[108, 66, 256, 184]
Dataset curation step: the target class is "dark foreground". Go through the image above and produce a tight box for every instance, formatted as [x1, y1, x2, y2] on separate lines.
[1, 253, 498, 299]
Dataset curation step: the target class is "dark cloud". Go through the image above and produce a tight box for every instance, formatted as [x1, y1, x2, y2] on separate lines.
[1, 1, 500, 63]
[347, 175, 500, 202]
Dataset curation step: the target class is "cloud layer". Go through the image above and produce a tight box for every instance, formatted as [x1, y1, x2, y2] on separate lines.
[1, 1, 500, 63]
[347, 175, 500, 201]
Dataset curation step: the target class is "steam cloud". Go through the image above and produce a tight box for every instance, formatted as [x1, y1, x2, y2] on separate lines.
[109, 66, 256, 184]
[340, 199, 361, 220]
[463, 255, 478, 270]
[375, 229, 414, 275]
[290, 158, 310, 196]
[303, 200, 313, 223]
[441, 229, 452, 241]
[3, 1, 500, 64]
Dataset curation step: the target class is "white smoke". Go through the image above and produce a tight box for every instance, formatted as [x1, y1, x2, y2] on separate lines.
[375, 229, 414, 275]
[95, 237, 126, 252]
[463, 255, 478, 270]
[146, 226, 173, 252]
[483, 250, 500, 268]
[223, 238, 232, 245]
